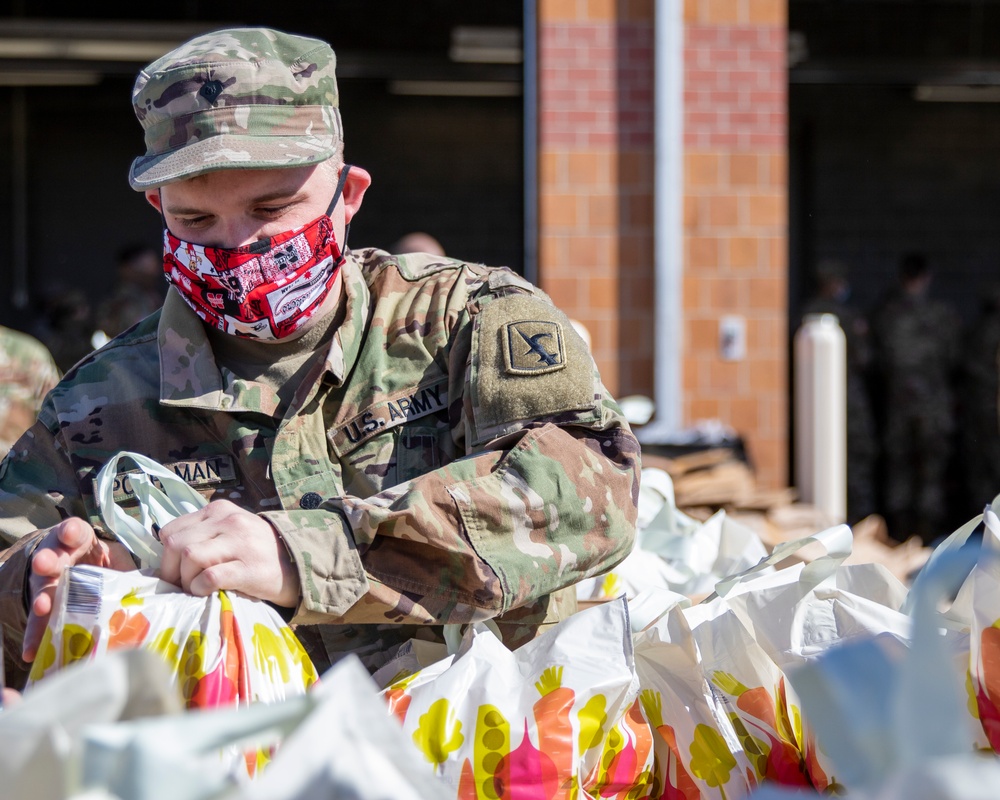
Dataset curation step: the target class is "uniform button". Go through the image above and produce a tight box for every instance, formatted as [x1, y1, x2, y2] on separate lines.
[299, 492, 323, 509]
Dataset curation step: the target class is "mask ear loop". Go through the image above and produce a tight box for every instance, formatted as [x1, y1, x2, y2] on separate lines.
[327, 164, 353, 249]
[157, 188, 168, 230]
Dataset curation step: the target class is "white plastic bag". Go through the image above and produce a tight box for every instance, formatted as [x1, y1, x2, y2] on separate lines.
[381, 597, 643, 797]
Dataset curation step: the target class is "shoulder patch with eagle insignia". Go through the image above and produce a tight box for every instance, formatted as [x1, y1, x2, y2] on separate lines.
[504, 320, 565, 375]
[469, 292, 598, 444]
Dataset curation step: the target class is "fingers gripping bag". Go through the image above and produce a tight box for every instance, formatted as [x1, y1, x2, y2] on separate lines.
[380, 597, 645, 800]
[25, 452, 318, 775]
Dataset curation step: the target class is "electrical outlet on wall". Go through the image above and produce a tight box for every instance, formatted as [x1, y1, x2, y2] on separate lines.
[719, 315, 746, 361]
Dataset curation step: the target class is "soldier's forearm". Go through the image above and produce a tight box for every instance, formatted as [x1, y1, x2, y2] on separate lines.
[266, 421, 640, 627]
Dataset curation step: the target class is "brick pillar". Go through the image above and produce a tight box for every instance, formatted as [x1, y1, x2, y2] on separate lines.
[537, 0, 656, 399]
[537, 0, 787, 489]
[683, 0, 788, 487]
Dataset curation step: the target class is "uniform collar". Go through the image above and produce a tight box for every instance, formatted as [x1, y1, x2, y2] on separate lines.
[157, 252, 371, 410]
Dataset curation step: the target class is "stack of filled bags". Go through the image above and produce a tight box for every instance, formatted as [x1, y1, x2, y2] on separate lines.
[4, 455, 1000, 799]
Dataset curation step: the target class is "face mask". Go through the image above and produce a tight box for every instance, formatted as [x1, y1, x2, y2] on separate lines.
[162, 166, 351, 341]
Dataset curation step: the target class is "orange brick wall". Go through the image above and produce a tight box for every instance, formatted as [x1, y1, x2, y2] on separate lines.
[537, 0, 788, 489]
[537, 0, 656, 398]
[683, 0, 788, 487]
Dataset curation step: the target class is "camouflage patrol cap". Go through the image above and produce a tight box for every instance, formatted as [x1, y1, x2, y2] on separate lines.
[128, 27, 342, 191]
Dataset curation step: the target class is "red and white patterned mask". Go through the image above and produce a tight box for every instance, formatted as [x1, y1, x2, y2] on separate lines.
[161, 167, 349, 341]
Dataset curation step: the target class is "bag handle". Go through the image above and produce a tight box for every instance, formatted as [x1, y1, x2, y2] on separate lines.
[705, 523, 853, 601]
[94, 452, 208, 570]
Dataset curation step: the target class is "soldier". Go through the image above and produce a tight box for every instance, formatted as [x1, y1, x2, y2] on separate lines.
[94, 243, 168, 340]
[800, 258, 877, 522]
[0, 326, 60, 458]
[872, 253, 960, 542]
[0, 28, 639, 687]
[959, 282, 1000, 510]
[391, 231, 447, 257]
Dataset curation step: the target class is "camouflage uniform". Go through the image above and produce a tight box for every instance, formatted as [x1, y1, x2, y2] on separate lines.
[959, 294, 1000, 510]
[872, 291, 960, 541]
[0, 326, 60, 458]
[0, 250, 640, 684]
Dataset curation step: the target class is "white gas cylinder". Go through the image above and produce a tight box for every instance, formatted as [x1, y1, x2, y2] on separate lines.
[794, 313, 847, 523]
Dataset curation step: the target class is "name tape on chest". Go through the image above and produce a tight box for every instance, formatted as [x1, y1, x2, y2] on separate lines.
[91, 454, 238, 503]
[331, 380, 448, 456]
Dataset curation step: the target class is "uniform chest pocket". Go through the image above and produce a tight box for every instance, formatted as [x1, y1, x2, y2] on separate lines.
[397, 422, 453, 484]
[339, 418, 454, 497]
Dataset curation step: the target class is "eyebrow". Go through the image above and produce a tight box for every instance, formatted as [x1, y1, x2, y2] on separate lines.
[165, 189, 307, 216]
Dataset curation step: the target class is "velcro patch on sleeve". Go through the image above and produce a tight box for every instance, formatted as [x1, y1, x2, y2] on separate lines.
[471, 293, 597, 440]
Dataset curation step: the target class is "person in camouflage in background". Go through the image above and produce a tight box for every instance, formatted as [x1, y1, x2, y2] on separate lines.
[0, 28, 639, 687]
[872, 252, 960, 543]
[0, 326, 60, 458]
[959, 282, 1000, 512]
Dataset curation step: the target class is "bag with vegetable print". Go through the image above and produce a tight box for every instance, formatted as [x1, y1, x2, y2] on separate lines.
[24, 452, 318, 777]
[701, 524, 911, 794]
[632, 600, 759, 800]
[380, 596, 647, 800]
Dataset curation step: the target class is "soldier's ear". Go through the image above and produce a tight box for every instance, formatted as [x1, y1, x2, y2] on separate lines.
[145, 190, 163, 213]
[342, 166, 371, 225]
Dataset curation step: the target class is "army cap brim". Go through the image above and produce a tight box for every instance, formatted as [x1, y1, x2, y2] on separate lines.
[128, 27, 342, 191]
[128, 126, 338, 190]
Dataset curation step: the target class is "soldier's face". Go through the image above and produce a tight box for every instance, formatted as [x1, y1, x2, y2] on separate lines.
[145, 162, 371, 250]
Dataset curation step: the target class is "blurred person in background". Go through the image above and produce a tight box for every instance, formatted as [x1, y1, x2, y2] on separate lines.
[29, 284, 97, 373]
[959, 281, 1000, 511]
[391, 231, 446, 257]
[95, 243, 168, 341]
[800, 258, 878, 523]
[872, 252, 961, 543]
[0, 325, 60, 458]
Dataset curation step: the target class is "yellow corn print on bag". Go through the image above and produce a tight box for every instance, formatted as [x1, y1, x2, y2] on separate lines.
[25, 566, 317, 710]
[381, 597, 642, 800]
[24, 451, 318, 777]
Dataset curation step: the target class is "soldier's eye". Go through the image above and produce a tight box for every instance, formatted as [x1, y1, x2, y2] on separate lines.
[178, 215, 212, 228]
[257, 205, 291, 218]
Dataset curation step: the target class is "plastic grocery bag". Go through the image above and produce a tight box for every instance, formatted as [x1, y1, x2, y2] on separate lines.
[0, 649, 182, 800]
[780, 547, 982, 797]
[682, 600, 829, 791]
[633, 602, 759, 800]
[577, 468, 770, 602]
[3, 649, 447, 800]
[26, 565, 318, 710]
[965, 506, 1000, 752]
[693, 525, 908, 792]
[25, 451, 318, 775]
[381, 597, 644, 799]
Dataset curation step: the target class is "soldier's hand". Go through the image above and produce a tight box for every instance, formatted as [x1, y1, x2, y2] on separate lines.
[157, 500, 300, 609]
[24, 517, 134, 662]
